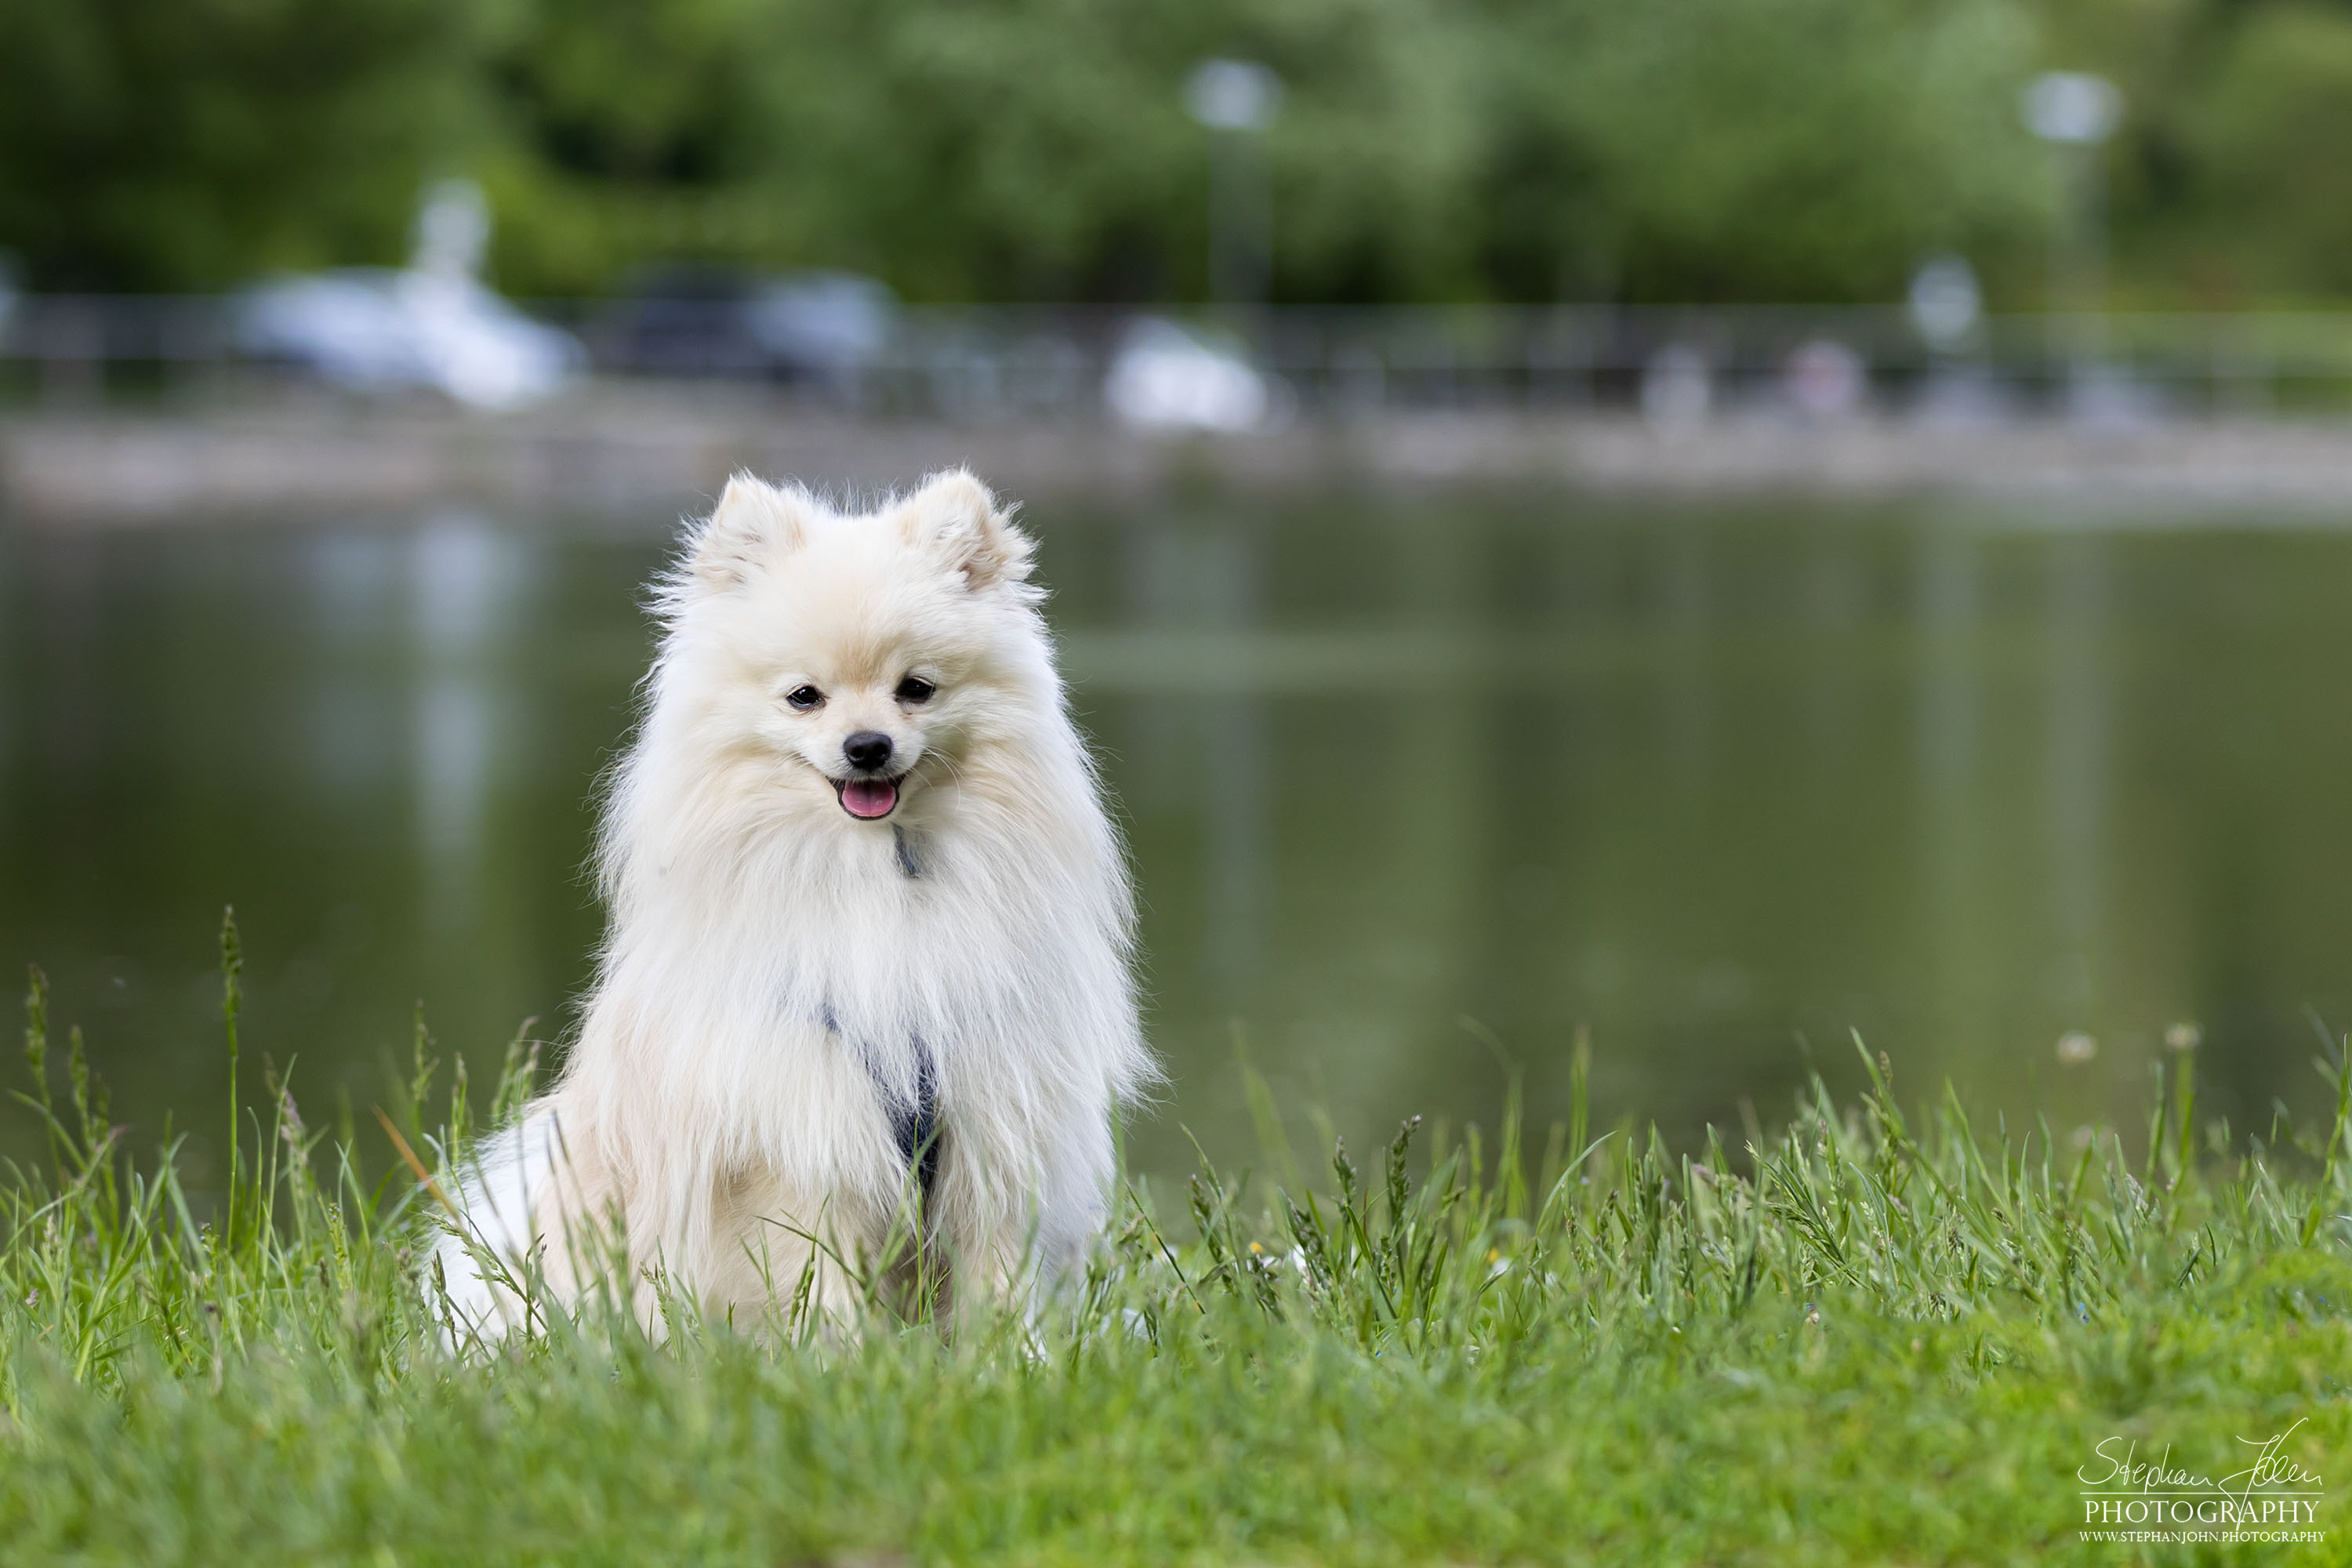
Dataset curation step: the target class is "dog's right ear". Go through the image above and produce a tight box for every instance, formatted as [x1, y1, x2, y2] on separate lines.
[689, 473, 810, 590]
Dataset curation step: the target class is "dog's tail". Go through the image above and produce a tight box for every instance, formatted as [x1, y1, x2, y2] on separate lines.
[426, 1106, 563, 1350]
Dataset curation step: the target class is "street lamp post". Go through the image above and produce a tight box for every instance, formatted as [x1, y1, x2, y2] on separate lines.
[2020, 71, 2122, 401]
[1185, 60, 1283, 315]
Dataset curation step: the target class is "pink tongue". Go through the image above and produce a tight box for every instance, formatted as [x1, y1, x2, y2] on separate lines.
[840, 779, 898, 819]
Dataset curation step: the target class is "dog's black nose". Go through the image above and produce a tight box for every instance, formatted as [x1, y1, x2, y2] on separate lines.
[842, 731, 895, 772]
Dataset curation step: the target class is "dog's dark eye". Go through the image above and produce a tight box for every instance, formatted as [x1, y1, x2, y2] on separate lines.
[895, 676, 936, 705]
[785, 685, 825, 712]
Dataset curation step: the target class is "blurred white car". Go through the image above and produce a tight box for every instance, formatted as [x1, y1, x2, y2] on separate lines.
[1104, 318, 1270, 431]
[237, 267, 582, 410]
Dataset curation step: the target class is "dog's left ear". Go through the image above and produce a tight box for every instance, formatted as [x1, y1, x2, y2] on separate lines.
[900, 469, 1035, 593]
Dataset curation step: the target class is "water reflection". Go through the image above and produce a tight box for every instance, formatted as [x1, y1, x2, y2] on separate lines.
[1916, 526, 1983, 1061]
[2043, 535, 2110, 1017]
[1123, 521, 1269, 992]
[2, 498, 2350, 1177]
[409, 514, 521, 938]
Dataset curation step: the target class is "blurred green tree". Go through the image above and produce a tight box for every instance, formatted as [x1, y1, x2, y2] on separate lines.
[9, 0, 2339, 307]
[478, 0, 798, 292]
[486, 0, 1488, 302]
[483, 0, 2044, 303]
[0, 0, 503, 289]
[1480, 0, 2045, 303]
[2176, 3, 2352, 300]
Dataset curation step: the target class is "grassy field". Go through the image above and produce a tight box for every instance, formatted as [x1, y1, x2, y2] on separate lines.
[3, 926, 2349, 1566]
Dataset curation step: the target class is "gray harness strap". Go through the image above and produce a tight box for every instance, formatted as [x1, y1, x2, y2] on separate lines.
[815, 826, 939, 1196]
[820, 1004, 942, 1199]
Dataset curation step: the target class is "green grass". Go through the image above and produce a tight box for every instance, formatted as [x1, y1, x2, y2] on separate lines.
[4, 919, 2350, 1566]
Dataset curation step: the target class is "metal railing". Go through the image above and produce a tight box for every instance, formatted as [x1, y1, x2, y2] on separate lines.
[2, 293, 2347, 417]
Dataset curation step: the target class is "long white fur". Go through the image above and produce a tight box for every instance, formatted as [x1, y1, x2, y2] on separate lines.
[431, 469, 1152, 1341]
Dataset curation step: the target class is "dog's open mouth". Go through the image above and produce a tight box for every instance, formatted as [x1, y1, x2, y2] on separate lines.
[832, 775, 906, 820]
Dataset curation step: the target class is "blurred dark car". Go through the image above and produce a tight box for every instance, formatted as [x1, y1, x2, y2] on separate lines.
[593, 267, 896, 386]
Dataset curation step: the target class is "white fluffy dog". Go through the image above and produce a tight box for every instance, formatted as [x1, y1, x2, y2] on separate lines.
[433, 469, 1150, 1339]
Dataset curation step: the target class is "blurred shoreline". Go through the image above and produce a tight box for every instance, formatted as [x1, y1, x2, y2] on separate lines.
[12, 387, 2352, 521]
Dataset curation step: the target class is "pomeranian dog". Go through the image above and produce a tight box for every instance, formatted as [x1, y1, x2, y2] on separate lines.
[433, 469, 1150, 1340]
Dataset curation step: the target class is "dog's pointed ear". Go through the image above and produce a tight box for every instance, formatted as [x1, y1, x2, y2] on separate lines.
[899, 469, 1034, 593]
[689, 473, 811, 590]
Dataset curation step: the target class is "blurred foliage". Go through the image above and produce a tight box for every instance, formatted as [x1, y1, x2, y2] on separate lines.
[481, 0, 2049, 303]
[490, 0, 1497, 302]
[1481, 0, 2043, 303]
[0, 0, 506, 290]
[2042, 0, 2352, 306]
[0, 0, 2345, 303]
[2172, 5, 2352, 301]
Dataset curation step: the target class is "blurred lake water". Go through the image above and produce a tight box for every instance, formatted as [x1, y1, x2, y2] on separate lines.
[5, 494, 2351, 1179]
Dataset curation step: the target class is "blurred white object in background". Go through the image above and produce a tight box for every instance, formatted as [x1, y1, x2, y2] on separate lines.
[1784, 337, 1866, 418]
[1105, 318, 1269, 431]
[1640, 343, 1711, 427]
[239, 270, 580, 410]
[2022, 73, 2126, 419]
[238, 270, 430, 393]
[412, 179, 491, 281]
[2021, 72, 2122, 145]
[237, 180, 579, 410]
[1185, 60, 1283, 132]
[1909, 253, 2003, 425]
[1907, 255, 1984, 353]
[1186, 60, 1283, 310]
[397, 270, 580, 409]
